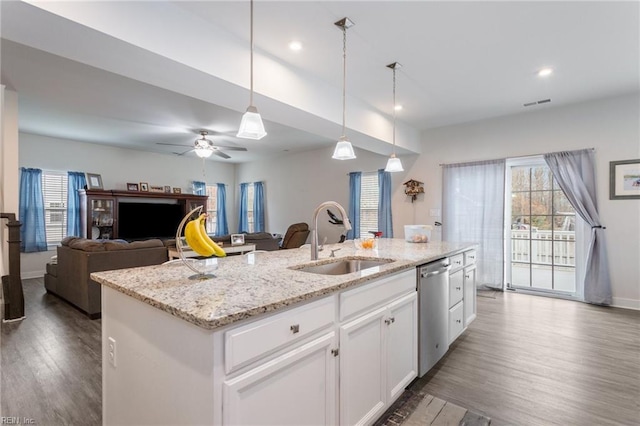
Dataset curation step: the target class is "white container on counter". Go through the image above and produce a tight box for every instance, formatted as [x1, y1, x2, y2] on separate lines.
[404, 225, 432, 243]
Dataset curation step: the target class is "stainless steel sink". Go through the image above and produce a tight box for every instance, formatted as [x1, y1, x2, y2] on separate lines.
[291, 257, 394, 275]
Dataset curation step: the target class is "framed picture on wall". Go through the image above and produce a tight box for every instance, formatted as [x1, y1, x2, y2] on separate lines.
[610, 159, 640, 200]
[85, 173, 103, 190]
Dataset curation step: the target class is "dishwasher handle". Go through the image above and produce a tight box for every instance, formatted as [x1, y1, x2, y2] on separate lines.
[420, 264, 451, 278]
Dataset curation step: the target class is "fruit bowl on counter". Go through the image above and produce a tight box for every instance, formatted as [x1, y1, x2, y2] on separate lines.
[354, 238, 378, 250]
[404, 225, 432, 243]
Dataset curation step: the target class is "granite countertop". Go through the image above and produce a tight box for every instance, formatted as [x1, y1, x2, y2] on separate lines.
[91, 239, 475, 331]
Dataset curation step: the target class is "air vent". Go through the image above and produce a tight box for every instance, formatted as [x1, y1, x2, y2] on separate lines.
[524, 98, 552, 107]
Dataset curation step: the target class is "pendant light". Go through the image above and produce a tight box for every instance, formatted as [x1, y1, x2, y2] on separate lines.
[384, 62, 404, 172]
[332, 17, 356, 160]
[237, 0, 267, 140]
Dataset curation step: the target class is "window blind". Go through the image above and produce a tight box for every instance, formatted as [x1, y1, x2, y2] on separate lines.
[205, 185, 218, 234]
[42, 171, 68, 244]
[360, 173, 378, 237]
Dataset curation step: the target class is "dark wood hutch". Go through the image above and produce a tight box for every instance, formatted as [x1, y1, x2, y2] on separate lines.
[79, 189, 207, 240]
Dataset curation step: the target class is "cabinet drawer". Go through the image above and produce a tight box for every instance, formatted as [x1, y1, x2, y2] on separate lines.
[464, 250, 477, 266]
[449, 270, 463, 308]
[448, 302, 464, 344]
[450, 254, 464, 271]
[225, 296, 335, 374]
[340, 270, 415, 322]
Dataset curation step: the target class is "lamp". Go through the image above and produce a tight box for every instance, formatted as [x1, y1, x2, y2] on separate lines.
[194, 132, 213, 158]
[237, 0, 267, 140]
[384, 62, 404, 172]
[332, 17, 356, 160]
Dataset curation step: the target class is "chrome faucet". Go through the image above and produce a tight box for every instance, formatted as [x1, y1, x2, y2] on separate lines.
[311, 201, 352, 260]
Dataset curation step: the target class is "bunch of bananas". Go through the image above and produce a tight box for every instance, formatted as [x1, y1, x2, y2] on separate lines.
[184, 214, 226, 257]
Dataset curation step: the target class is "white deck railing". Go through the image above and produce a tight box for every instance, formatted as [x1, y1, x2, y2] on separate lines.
[511, 230, 575, 267]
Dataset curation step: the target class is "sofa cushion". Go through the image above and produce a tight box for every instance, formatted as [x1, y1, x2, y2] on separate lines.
[105, 239, 164, 251]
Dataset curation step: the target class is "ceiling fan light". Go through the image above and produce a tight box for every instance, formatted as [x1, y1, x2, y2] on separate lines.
[332, 136, 356, 160]
[194, 147, 213, 158]
[237, 106, 267, 140]
[384, 155, 404, 172]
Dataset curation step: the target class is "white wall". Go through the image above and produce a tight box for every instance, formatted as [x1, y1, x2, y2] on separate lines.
[235, 145, 415, 242]
[394, 93, 640, 309]
[18, 133, 236, 277]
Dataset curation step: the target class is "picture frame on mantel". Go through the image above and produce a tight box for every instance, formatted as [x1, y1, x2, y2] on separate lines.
[139, 182, 149, 192]
[85, 173, 103, 190]
[610, 159, 640, 200]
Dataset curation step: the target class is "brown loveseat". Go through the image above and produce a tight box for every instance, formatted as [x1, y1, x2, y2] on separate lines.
[44, 237, 168, 318]
[212, 232, 281, 251]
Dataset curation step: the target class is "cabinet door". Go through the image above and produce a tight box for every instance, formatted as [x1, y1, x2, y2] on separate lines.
[464, 264, 477, 326]
[340, 307, 387, 426]
[449, 269, 464, 308]
[223, 332, 337, 426]
[386, 292, 418, 404]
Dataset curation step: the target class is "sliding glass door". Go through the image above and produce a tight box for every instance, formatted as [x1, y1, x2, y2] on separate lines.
[506, 158, 578, 295]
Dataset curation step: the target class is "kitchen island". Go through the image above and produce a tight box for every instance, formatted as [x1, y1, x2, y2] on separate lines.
[92, 239, 475, 426]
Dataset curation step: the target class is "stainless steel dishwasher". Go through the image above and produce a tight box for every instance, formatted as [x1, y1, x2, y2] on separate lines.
[418, 257, 451, 377]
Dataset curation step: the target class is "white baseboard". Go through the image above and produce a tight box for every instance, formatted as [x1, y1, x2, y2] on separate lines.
[612, 297, 640, 311]
[22, 270, 45, 280]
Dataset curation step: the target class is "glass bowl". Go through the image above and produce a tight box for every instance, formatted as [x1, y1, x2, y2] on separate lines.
[354, 238, 377, 250]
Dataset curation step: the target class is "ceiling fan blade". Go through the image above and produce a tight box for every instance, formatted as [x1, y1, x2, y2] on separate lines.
[213, 150, 231, 159]
[213, 146, 247, 152]
[157, 142, 193, 147]
[174, 148, 194, 156]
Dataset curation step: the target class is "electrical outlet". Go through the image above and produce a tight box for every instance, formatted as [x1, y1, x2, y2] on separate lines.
[108, 337, 117, 368]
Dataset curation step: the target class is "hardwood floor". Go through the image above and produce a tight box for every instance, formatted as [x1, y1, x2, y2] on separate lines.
[2, 279, 639, 426]
[1, 278, 101, 425]
[415, 291, 640, 426]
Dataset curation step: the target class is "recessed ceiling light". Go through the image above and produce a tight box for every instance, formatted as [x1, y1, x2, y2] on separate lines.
[394, 104, 403, 111]
[537, 67, 553, 77]
[289, 41, 303, 51]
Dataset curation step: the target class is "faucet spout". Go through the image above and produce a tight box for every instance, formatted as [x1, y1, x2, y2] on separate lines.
[311, 201, 352, 260]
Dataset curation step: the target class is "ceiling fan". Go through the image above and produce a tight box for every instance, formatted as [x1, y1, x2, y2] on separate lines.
[157, 131, 248, 159]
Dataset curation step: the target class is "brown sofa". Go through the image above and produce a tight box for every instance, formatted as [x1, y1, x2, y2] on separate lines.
[212, 232, 281, 251]
[44, 237, 168, 318]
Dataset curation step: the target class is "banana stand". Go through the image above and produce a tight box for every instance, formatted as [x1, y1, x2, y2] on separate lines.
[1, 213, 25, 322]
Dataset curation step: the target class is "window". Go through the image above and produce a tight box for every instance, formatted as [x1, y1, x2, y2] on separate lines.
[42, 171, 68, 246]
[507, 157, 578, 294]
[205, 185, 218, 234]
[247, 183, 255, 233]
[359, 172, 379, 237]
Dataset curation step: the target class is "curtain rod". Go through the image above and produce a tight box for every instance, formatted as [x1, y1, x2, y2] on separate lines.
[439, 147, 595, 167]
[345, 170, 381, 176]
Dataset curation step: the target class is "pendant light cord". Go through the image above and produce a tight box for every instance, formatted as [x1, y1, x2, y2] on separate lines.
[392, 66, 397, 155]
[341, 25, 347, 137]
[249, 0, 254, 107]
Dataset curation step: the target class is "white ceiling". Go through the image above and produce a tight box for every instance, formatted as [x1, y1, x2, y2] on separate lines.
[1, 1, 638, 163]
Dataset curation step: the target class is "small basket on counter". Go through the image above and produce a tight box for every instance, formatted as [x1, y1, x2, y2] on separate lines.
[404, 225, 432, 243]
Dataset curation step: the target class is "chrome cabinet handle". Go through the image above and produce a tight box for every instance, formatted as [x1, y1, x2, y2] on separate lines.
[456, 319, 461, 324]
[465, 275, 470, 279]
[384, 317, 395, 325]
[290, 324, 300, 334]
[456, 287, 461, 291]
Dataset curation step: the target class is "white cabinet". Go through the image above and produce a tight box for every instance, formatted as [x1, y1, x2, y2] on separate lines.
[448, 249, 477, 344]
[222, 332, 337, 426]
[463, 264, 477, 326]
[339, 307, 387, 426]
[386, 292, 418, 403]
[339, 271, 417, 426]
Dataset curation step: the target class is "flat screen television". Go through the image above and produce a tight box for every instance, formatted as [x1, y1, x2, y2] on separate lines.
[118, 202, 183, 240]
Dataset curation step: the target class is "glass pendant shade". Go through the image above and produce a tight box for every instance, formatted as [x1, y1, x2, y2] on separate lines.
[195, 147, 213, 158]
[332, 136, 356, 160]
[237, 106, 267, 140]
[384, 155, 404, 172]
